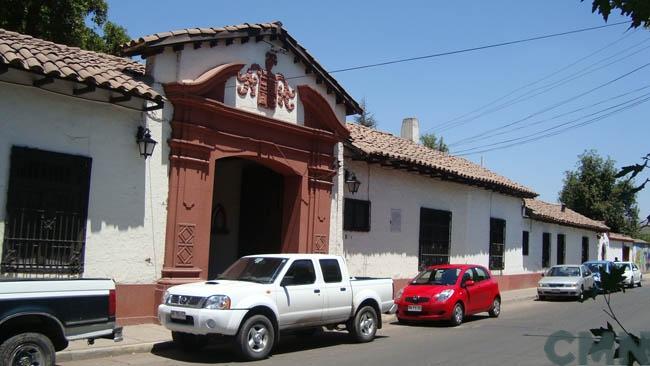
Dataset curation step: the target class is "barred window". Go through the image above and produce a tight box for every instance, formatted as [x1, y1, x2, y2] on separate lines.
[489, 218, 506, 271]
[343, 199, 370, 232]
[418, 208, 452, 269]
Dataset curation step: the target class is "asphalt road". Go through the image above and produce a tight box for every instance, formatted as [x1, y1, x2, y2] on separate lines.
[61, 284, 650, 366]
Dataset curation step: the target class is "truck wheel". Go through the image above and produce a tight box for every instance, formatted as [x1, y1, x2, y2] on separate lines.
[0, 332, 55, 366]
[171, 331, 208, 352]
[349, 305, 377, 343]
[236, 315, 274, 361]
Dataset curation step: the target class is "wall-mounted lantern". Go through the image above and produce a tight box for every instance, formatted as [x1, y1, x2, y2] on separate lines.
[136, 126, 157, 159]
[345, 169, 361, 194]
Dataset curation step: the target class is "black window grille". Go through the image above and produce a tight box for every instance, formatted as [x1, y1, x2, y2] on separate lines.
[522, 231, 529, 256]
[542, 233, 551, 268]
[1, 147, 91, 275]
[582, 237, 589, 263]
[343, 198, 370, 231]
[489, 218, 506, 270]
[557, 234, 566, 265]
[418, 208, 452, 269]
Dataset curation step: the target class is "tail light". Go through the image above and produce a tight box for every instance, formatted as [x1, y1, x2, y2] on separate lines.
[108, 289, 116, 317]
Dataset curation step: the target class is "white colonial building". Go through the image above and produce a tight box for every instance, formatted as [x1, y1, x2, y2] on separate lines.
[340, 120, 609, 290]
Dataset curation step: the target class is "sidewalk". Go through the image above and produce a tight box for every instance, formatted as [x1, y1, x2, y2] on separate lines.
[56, 286, 539, 363]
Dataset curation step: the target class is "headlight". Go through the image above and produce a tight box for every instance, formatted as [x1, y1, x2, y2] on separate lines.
[568, 283, 579, 287]
[204, 295, 231, 310]
[537, 282, 544, 287]
[162, 290, 171, 304]
[434, 289, 454, 302]
[396, 289, 404, 299]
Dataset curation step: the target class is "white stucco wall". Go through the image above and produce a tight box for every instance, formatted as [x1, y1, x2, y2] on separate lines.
[0, 82, 168, 284]
[523, 219, 600, 271]
[607, 238, 632, 262]
[342, 159, 528, 279]
[147, 41, 347, 126]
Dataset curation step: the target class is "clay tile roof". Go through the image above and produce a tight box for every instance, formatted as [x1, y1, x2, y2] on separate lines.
[608, 232, 636, 242]
[121, 21, 360, 115]
[347, 123, 537, 198]
[523, 199, 609, 232]
[0, 28, 162, 105]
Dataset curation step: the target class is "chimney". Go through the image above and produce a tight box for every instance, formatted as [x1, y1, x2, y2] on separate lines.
[561, 203, 566, 212]
[401, 117, 420, 144]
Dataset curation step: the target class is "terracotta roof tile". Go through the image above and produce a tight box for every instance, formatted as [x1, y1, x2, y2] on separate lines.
[121, 21, 360, 115]
[0, 28, 162, 105]
[608, 232, 636, 242]
[524, 199, 609, 232]
[347, 123, 537, 197]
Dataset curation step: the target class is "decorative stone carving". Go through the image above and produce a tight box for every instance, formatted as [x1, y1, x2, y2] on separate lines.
[236, 52, 296, 112]
[314, 234, 327, 253]
[175, 223, 195, 267]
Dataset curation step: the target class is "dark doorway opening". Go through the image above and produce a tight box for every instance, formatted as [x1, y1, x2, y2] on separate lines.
[542, 233, 551, 268]
[623, 245, 630, 261]
[208, 158, 284, 278]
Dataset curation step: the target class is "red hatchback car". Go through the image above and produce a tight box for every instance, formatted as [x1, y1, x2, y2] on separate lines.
[395, 264, 501, 326]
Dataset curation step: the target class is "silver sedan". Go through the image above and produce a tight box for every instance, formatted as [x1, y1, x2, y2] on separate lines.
[537, 265, 595, 301]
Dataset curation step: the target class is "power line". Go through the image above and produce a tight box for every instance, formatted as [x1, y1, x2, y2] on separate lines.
[437, 33, 650, 136]
[450, 41, 650, 147]
[446, 60, 650, 147]
[453, 83, 650, 144]
[427, 30, 637, 133]
[453, 93, 650, 156]
[325, 21, 631, 74]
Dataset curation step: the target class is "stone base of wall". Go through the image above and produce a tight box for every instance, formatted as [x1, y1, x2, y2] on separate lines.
[392, 272, 541, 296]
[116, 283, 157, 326]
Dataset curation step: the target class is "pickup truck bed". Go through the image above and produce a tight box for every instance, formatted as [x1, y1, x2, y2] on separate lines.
[0, 278, 121, 366]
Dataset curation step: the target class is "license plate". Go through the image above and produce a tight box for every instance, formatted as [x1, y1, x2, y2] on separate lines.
[407, 305, 422, 312]
[551, 289, 560, 293]
[170, 310, 186, 320]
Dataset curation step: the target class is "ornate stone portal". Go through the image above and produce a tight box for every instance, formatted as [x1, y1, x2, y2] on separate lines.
[236, 52, 296, 112]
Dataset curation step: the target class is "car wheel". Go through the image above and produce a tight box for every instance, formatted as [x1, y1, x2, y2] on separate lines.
[450, 303, 464, 327]
[349, 305, 378, 343]
[0, 332, 55, 366]
[488, 297, 501, 318]
[172, 331, 209, 352]
[235, 315, 275, 361]
[577, 286, 584, 301]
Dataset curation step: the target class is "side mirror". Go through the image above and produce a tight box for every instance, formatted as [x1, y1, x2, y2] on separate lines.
[463, 280, 475, 287]
[541, 272, 545, 277]
[280, 276, 293, 287]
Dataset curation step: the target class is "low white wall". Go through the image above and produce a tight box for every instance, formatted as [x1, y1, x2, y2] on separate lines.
[0, 83, 168, 284]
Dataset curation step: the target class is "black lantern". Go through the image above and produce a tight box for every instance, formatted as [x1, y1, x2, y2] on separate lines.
[136, 126, 157, 159]
[345, 170, 361, 194]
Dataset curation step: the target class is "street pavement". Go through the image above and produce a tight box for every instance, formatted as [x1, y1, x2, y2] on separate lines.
[60, 284, 650, 366]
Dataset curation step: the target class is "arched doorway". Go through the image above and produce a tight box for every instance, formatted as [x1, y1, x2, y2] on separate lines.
[208, 157, 287, 277]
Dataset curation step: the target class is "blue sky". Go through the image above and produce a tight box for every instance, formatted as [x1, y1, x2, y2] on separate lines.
[108, 0, 650, 221]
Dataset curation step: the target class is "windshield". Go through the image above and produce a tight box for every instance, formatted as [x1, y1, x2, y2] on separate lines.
[412, 268, 460, 286]
[217, 257, 288, 284]
[547, 266, 580, 277]
[615, 263, 631, 270]
[586, 263, 604, 273]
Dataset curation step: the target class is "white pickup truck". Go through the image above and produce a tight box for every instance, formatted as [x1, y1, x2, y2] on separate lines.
[158, 254, 394, 360]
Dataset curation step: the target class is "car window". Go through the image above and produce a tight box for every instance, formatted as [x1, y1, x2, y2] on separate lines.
[581, 266, 591, 277]
[473, 267, 489, 281]
[319, 259, 342, 283]
[462, 269, 475, 283]
[632, 264, 638, 271]
[282, 260, 316, 286]
[547, 266, 581, 277]
[615, 263, 631, 271]
[412, 268, 460, 286]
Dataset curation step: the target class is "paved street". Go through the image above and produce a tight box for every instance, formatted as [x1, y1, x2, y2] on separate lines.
[61, 285, 650, 366]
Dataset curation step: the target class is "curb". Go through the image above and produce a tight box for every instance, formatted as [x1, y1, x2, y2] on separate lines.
[57, 292, 540, 362]
[57, 341, 174, 363]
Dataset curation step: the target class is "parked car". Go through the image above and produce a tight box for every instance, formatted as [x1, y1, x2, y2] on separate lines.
[394, 264, 501, 326]
[583, 260, 614, 290]
[158, 254, 394, 361]
[537, 265, 595, 301]
[614, 261, 643, 288]
[0, 279, 122, 366]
